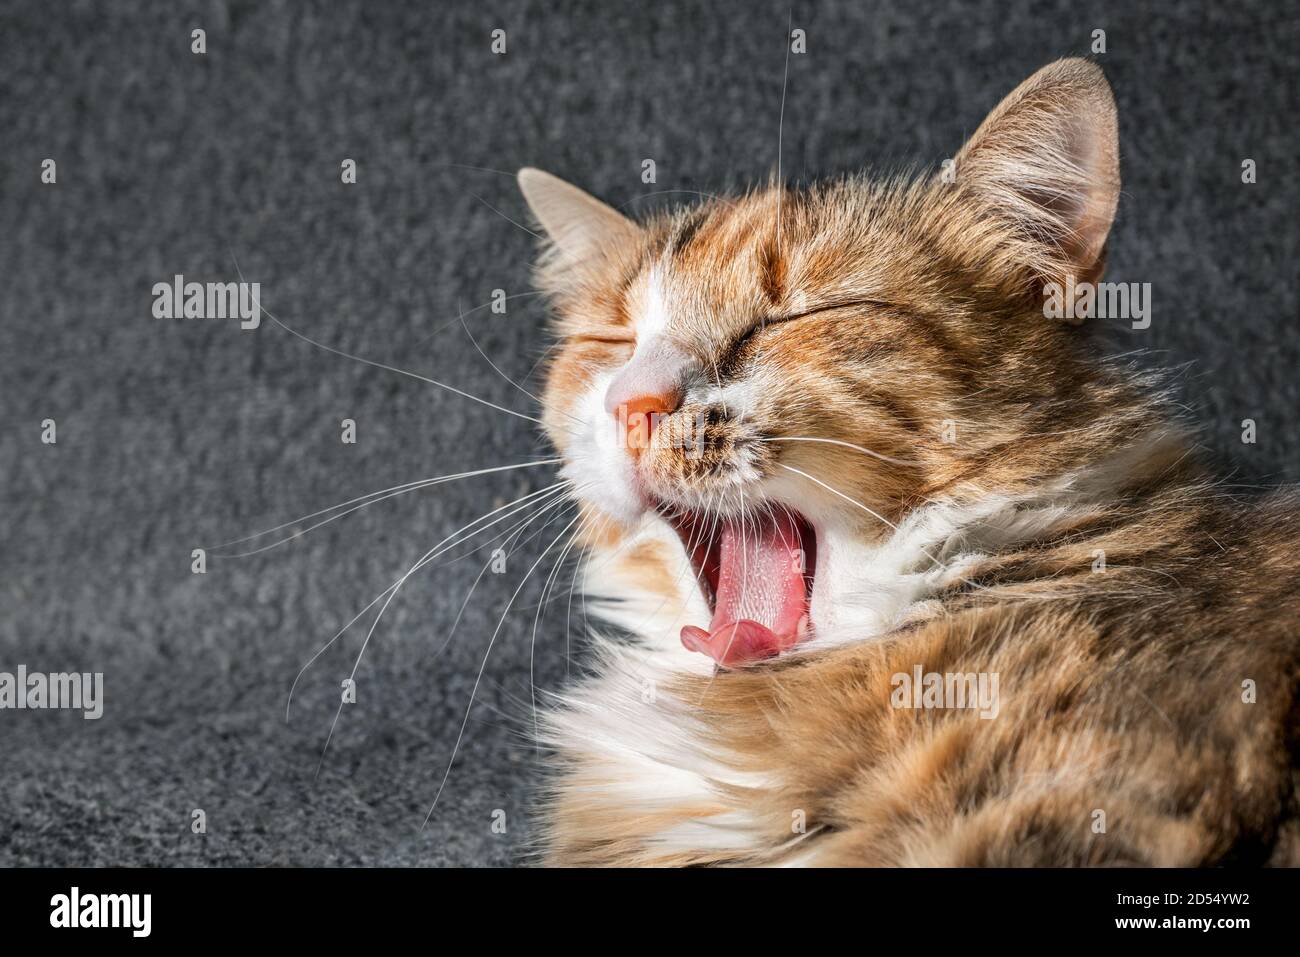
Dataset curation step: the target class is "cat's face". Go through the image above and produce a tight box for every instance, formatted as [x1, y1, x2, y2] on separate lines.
[521, 58, 1120, 666]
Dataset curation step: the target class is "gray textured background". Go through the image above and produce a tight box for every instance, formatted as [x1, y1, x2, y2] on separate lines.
[2, 0, 1297, 866]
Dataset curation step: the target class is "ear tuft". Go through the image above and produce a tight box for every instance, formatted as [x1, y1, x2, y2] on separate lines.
[952, 58, 1120, 305]
[517, 168, 639, 271]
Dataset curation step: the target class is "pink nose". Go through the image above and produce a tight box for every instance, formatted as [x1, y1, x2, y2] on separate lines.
[604, 337, 689, 453]
[615, 392, 678, 451]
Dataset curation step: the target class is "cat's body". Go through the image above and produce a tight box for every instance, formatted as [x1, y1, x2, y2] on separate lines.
[541, 449, 1300, 866]
[518, 59, 1300, 866]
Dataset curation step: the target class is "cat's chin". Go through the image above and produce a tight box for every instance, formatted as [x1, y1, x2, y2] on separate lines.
[660, 504, 818, 668]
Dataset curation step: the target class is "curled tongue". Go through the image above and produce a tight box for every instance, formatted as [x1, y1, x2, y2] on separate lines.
[680, 510, 809, 668]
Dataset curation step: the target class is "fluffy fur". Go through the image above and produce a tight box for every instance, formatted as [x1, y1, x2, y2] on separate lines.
[521, 59, 1300, 866]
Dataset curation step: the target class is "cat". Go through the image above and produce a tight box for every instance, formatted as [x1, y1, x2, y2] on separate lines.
[516, 58, 1300, 866]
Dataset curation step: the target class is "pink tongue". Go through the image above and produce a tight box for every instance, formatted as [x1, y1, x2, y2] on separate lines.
[680, 511, 808, 668]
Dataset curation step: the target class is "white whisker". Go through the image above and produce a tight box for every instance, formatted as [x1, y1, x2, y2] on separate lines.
[457, 306, 583, 427]
[232, 252, 543, 424]
[779, 463, 900, 531]
[428, 487, 587, 667]
[467, 189, 542, 239]
[761, 435, 916, 466]
[422, 511, 584, 828]
[286, 481, 568, 722]
[211, 459, 561, 555]
[312, 486, 574, 778]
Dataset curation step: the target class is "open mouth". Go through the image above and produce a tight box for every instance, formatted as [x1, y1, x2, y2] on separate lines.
[664, 506, 817, 668]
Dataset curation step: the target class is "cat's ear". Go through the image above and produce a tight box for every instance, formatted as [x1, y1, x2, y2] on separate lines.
[951, 58, 1119, 313]
[517, 168, 639, 272]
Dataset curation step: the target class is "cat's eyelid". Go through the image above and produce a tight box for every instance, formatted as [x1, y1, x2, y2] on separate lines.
[732, 299, 888, 349]
[784, 297, 891, 321]
[767, 297, 892, 327]
[572, 299, 890, 348]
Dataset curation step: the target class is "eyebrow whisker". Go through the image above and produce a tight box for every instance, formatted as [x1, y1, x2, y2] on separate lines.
[232, 252, 544, 425]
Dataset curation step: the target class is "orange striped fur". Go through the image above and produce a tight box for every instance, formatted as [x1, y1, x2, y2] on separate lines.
[520, 59, 1300, 866]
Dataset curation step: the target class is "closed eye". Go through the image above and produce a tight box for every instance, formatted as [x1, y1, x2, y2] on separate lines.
[736, 297, 892, 347]
[782, 297, 893, 323]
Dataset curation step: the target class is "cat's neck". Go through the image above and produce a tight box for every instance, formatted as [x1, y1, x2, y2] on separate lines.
[803, 421, 1201, 650]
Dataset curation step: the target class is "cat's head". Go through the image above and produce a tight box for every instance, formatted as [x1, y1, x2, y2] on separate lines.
[520, 58, 1124, 666]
